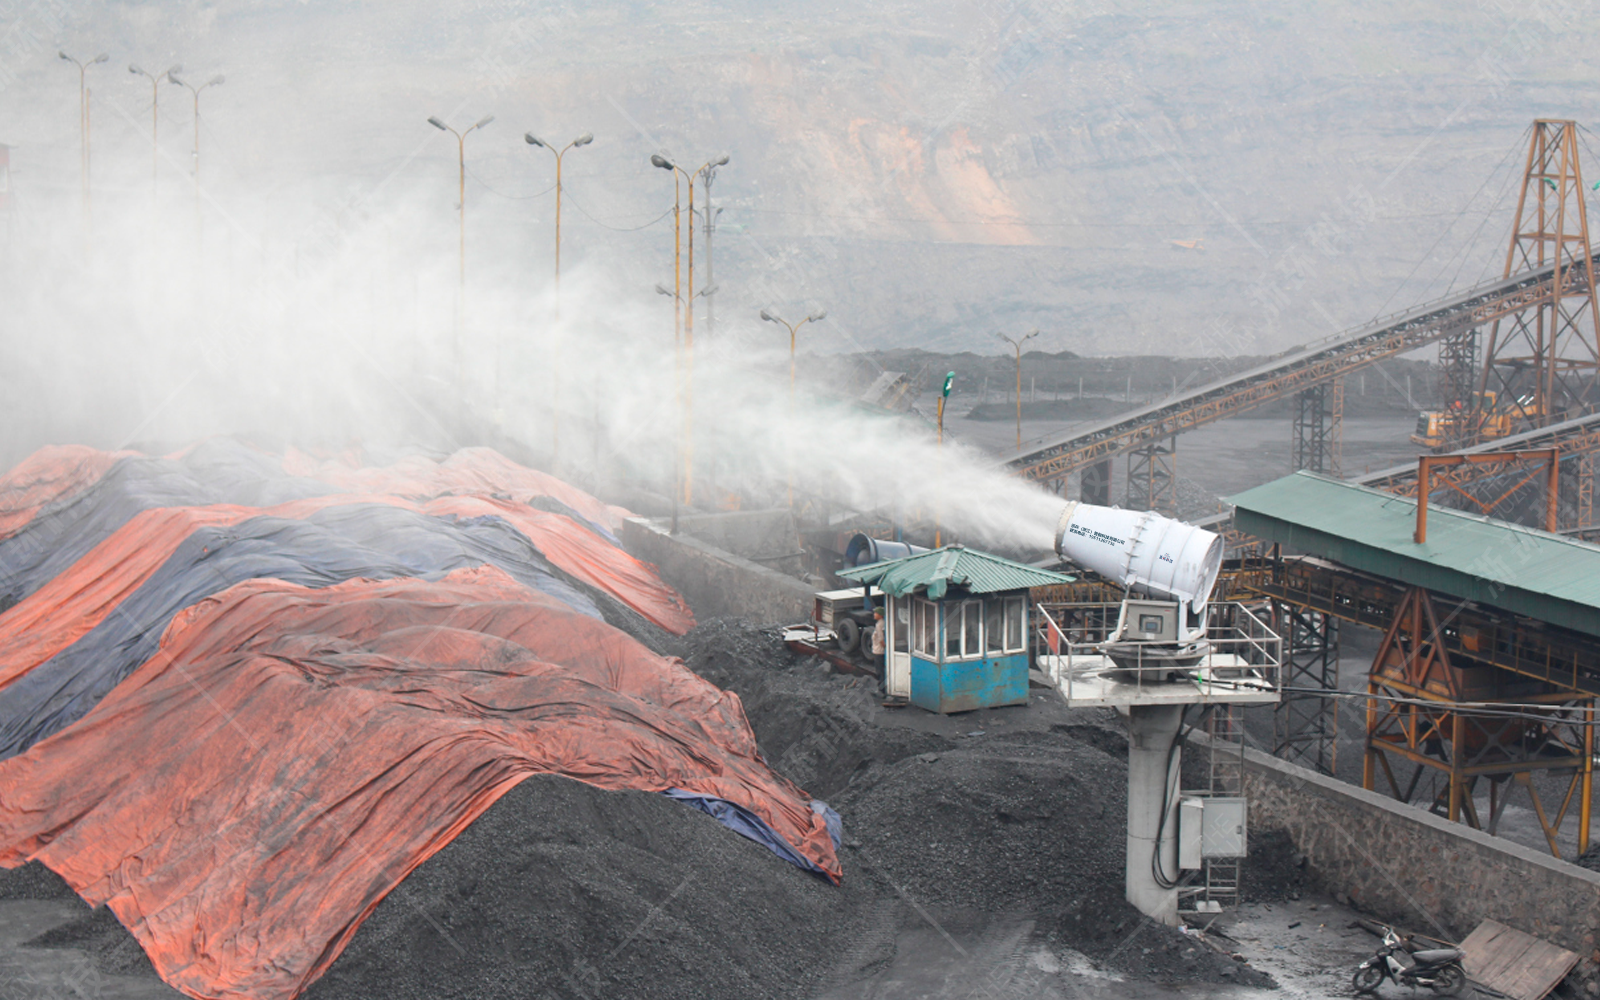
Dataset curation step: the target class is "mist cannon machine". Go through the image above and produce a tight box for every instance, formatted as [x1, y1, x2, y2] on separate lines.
[1053, 502, 1225, 676]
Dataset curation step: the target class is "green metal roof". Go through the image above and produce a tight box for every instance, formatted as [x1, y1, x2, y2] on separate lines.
[838, 545, 1075, 600]
[1230, 471, 1600, 638]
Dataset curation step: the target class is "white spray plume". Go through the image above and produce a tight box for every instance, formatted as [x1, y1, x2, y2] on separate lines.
[0, 55, 1071, 556]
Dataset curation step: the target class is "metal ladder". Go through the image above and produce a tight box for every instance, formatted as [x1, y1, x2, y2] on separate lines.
[1181, 705, 1247, 913]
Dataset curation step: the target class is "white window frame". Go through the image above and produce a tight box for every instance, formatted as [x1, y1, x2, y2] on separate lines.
[1004, 596, 1026, 653]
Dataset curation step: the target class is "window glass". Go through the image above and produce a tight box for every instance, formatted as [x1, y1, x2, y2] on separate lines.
[963, 600, 983, 658]
[1005, 597, 1024, 651]
[915, 599, 936, 657]
[894, 599, 909, 653]
[985, 600, 1004, 654]
[945, 603, 961, 659]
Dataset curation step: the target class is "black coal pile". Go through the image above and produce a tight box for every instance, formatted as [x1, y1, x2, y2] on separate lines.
[14, 616, 1277, 997]
[1240, 828, 1316, 903]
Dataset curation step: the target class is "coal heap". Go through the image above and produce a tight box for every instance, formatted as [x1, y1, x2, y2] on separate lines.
[16, 617, 1275, 998]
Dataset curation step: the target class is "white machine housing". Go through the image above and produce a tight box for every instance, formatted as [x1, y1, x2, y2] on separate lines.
[1054, 502, 1224, 614]
[1055, 502, 1225, 675]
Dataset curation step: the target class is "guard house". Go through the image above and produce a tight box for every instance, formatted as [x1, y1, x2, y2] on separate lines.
[838, 546, 1074, 714]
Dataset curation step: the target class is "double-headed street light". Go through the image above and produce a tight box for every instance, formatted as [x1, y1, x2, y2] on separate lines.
[651, 151, 729, 506]
[760, 307, 827, 506]
[167, 70, 224, 246]
[523, 131, 592, 307]
[427, 114, 493, 402]
[995, 328, 1039, 450]
[525, 129, 592, 462]
[129, 62, 180, 202]
[427, 114, 494, 296]
[58, 51, 108, 233]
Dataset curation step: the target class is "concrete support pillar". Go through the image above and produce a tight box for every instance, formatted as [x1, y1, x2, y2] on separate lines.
[1124, 703, 1184, 925]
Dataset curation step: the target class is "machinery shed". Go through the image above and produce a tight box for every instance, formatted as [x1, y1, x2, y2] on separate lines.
[1230, 471, 1600, 641]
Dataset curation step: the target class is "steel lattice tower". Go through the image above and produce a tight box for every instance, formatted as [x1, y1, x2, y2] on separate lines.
[1291, 378, 1342, 476]
[1479, 121, 1600, 431]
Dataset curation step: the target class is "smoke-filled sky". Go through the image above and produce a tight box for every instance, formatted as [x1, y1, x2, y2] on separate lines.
[1, 0, 1598, 544]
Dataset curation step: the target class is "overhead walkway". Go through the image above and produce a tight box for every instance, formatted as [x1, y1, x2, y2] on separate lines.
[1004, 249, 1600, 484]
[1358, 409, 1600, 496]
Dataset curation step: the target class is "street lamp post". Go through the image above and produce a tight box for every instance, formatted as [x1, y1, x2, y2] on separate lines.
[525, 130, 592, 463]
[700, 167, 723, 341]
[995, 329, 1039, 450]
[167, 71, 224, 248]
[652, 155, 685, 509]
[58, 51, 108, 236]
[129, 62, 179, 203]
[936, 371, 954, 546]
[427, 114, 493, 397]
[651, 152, 729, 506]
[760, 307, 827, 507]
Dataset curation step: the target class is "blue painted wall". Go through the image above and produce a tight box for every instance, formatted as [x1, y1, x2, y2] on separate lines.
[908, 651, 1029, 714]
[905, 590, 1032, 714]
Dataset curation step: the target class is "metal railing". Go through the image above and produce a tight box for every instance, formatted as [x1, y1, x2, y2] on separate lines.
[1034, 600, 1282, 702]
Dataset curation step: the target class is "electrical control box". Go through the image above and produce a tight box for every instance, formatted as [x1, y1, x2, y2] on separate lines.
[1178, 798, 1205, 870]
[1117, 598, 1180, 643]
[1177, 796, 1248, 868]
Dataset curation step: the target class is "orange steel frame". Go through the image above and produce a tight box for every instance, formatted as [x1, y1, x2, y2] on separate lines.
[1243, 554, 1598, 859]
[1010, 269, 1580, 484]
[1412, 449, 1559, 543]
[1480, 120, 1600, 433]
[1360, 419, 1600, 534]
[1362, 587, 1594, 859]
[1011, 121, 1600, 488]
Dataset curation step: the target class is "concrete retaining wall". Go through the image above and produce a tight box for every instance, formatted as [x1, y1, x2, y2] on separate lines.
[622, 517, 816, 625]
[1234, 743, 1599, 955]
[666, 509, 799, 560]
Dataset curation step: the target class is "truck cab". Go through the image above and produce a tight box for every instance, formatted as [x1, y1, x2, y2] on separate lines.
[810, 586, 884, 656]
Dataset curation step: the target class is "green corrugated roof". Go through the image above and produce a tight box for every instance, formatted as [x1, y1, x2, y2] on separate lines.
[1230, 471, 1600, 638]
[838, 545, 1074, 600]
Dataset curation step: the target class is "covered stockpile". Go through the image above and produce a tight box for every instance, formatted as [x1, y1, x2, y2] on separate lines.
[0, 441, 840, 1000]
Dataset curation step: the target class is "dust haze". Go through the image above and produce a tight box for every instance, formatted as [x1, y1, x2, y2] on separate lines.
[1, 0, 1597, 544]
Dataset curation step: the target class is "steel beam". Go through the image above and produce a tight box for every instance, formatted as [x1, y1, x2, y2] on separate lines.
[1480, 121, 1600, 433]
[1361, 590, 1596, 859]
[1127, 437, 1178, 514]
[1004, 248, 1599, 484]
[1292, 379, 1342, 476]
[1272, 601, 1339, 775]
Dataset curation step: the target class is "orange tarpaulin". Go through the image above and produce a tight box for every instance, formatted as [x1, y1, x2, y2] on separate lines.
[0, 492, 690, 695]
[0, 567, 836, 1000]
[0, 445, 136, 541]
[282, 445, 632, 534]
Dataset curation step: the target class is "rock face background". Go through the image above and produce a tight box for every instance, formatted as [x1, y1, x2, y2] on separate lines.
[4, 0, 1598, 360]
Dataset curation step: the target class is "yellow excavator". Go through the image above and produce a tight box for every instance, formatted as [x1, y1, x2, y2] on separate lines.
[1410, 390, 1537, 449]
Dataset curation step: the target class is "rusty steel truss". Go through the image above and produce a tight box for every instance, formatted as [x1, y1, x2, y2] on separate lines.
[1004, 248, 1598, 486]
[1291, 378, 1343, 476]
[1479, 120, 1600, 433]
[1362, 586, 1594, 859]
[1358, 418, 1600, 532]
[1272, 601, 1340, 775]
[1246, 554, 1598, 858]
[1411, 450, 1559, 541]
[1126, 437, 1178, 513]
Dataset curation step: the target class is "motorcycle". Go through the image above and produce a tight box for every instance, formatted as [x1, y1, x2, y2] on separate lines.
[1352, 926, 1469, 996]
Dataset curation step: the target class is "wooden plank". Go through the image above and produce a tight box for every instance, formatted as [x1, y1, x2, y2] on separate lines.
[1460, 920, 1579, 1000]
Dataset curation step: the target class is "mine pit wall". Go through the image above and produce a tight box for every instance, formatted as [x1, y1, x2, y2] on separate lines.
[622, 517, 816, 625]
[1223, 740, 1600, 955]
